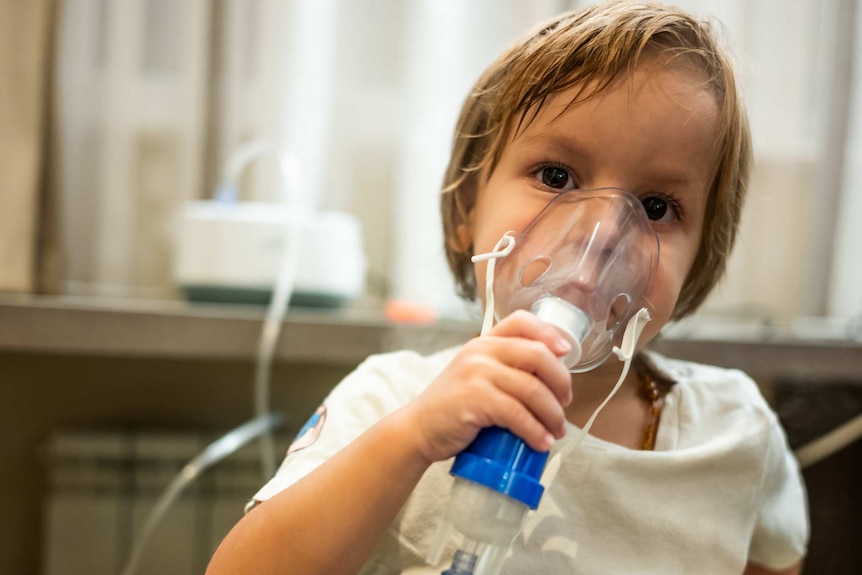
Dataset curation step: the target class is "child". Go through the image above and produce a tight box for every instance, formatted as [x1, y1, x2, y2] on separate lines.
[207, 2, 808, 574]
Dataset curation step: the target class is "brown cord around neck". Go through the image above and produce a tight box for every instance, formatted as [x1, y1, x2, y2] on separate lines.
[640, 366, 663, 451]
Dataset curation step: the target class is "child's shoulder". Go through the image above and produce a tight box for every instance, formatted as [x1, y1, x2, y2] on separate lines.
[642, 350, 789, 453]
[643, 349, 776, 423]
[644, 348, 746, 379]
[358, 345, 462, 379]
[333, 345, 462, 400]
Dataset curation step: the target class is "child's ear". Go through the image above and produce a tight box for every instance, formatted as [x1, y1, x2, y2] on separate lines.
[448, 222, 472, 255]
[447, 179, 480, 255]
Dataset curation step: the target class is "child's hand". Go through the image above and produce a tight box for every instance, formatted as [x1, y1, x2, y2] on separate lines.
[404, 310, 574, 464]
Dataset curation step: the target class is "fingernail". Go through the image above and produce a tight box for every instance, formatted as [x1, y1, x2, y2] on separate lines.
[555, 336, 571, 354]
[541, 433, 555, 451]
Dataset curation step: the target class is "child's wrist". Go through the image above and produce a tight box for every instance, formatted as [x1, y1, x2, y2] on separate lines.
[378, 405, 439, 472]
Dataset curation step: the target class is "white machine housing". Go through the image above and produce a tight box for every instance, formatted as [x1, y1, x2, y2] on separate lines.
[174, 200, 366, 306]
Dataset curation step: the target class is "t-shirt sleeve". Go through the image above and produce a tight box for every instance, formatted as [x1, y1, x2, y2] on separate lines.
[747, 414, 809, 569]
[246, 351, 425, 512]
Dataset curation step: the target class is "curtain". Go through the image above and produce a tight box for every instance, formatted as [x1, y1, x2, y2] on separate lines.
[665, 0, 858, 326]
[829, 0, 862, 320]
[9, 0, 862, 326]
[0, 0, 55, 293]
[51, 0, 211, 298]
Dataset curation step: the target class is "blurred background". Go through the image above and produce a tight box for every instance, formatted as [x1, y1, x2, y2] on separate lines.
[1, 0, 860, 574]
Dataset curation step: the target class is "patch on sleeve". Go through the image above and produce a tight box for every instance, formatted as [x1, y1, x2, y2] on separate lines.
[287, 405, 327, 456]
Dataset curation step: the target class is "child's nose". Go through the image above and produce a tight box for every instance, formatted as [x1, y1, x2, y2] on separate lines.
[566, 235, 614, 292]
[568, 197, 629, 247]
[556, 198, 634, 288]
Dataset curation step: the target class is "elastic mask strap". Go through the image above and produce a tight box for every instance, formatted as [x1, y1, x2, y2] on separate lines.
[471, 233, 516, 336]
[541, 307, 652, 487]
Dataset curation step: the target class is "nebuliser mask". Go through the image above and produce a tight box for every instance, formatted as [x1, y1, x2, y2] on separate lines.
[428, 188, 660, 575]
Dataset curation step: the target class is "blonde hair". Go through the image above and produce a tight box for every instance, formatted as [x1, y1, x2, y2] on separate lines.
[441, 1, 751, 319]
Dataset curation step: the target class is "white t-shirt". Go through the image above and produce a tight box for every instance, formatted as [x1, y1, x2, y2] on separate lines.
[251, 347, 809, 574]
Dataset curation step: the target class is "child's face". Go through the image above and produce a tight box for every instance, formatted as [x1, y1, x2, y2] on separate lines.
[465, 59, 720, 349]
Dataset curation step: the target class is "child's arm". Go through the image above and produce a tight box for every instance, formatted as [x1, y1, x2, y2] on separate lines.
[205, 310, 573, 575]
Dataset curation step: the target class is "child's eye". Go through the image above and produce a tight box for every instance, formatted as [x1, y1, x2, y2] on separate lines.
[641, 195, 679, 223]
[535, 165, 576, 191]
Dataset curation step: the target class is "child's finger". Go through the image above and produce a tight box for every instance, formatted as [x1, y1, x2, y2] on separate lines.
[472, 334, 573, 407]
[453, 344, 568, 439]
[488, 364, 568, 440]
[490, 309, 573, 358]
[484, 390, 559, 452]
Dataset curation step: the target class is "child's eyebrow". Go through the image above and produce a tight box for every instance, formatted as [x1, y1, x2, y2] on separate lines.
[648, 170, 701, 189]
[514, 132, 586, 158]
[636, 170, 711, 206]
[646, 159, 717, 191]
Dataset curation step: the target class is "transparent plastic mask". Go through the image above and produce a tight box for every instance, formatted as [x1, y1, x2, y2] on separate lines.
[492, 188, 659, 372]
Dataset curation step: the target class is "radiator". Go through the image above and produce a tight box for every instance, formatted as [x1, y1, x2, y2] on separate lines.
[42, 430, 281, 575]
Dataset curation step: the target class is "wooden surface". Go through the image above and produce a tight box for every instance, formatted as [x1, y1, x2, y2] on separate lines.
[1, 295, 860, 383]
